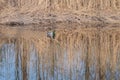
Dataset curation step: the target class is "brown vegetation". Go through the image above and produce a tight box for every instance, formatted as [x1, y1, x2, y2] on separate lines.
[0, 0, 120, 24]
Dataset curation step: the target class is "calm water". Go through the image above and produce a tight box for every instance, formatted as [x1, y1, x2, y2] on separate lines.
[0, 25, 120, 80]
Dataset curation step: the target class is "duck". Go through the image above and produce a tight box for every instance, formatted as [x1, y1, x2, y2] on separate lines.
[47, 30, 55, 39]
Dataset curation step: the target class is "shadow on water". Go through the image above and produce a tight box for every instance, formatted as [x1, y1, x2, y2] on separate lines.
[0, 25, 120, 80]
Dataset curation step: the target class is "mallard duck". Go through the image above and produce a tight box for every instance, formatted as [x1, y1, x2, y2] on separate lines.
[47, 30, 55, 39]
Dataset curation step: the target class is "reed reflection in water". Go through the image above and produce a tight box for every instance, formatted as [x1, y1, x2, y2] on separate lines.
[0, 26, 120, 80]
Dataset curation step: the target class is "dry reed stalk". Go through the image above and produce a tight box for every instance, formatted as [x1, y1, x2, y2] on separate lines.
[0, 0, 120, 14]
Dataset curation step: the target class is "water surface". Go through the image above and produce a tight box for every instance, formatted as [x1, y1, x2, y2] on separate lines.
[0, 25, 120, 80]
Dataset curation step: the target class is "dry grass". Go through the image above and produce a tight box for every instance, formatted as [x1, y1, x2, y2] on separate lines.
[1, 0, 120, 11]
[0, 0, 120, 24]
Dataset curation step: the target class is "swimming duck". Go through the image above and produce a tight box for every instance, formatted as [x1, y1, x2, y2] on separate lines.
[47, 30, 55, 39]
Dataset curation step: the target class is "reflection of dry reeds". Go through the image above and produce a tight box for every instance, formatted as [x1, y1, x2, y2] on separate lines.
[1, 26, 120, 80]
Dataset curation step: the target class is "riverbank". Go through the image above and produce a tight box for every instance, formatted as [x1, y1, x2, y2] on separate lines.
[0, 0, 120, 26]
[0, 10, 120, 26]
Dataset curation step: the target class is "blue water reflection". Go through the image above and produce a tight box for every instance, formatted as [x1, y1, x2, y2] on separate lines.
[0, 44, 16, 80]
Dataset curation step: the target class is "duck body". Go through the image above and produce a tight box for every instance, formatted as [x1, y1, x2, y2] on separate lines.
[47, 30, 55, 39]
